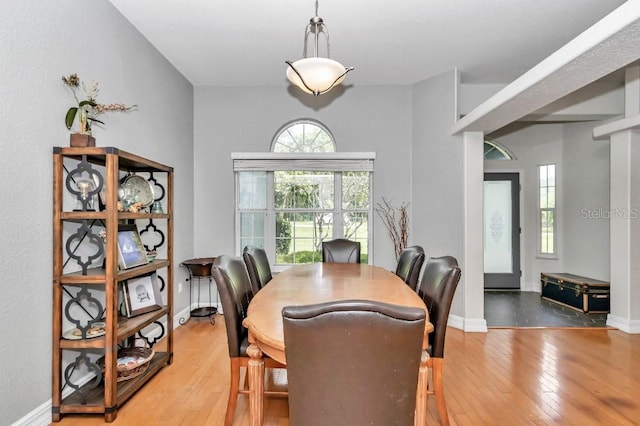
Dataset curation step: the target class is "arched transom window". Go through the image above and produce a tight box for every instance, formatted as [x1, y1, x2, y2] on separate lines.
[272, 120, 336, 153]
[484, 139, 516, 160]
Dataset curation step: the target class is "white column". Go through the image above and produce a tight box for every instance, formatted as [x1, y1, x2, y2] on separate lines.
[625, 66, 640, 116]
[608, 129, 640, 333]
[462, 131, 487, 331]
[597, 66, 640, 333]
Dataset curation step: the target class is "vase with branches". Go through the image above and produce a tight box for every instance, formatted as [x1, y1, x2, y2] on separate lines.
[375, 197, 409, 261]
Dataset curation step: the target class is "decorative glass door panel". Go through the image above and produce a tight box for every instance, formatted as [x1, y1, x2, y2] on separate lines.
[484, 180, 512, 273]
[484, 173, 521, 289]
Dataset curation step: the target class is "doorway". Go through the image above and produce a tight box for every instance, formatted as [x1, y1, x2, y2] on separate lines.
[484, 172, 520, 289]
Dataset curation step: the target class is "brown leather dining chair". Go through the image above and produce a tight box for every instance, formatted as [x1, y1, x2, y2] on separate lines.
[211, 255, 285, 426]
[395, 245, 425, 290]
[242, 245, 272, 295]
[321, 238, 361, 263]
[282, 300, 425, 426]
[415, 256, 461, 426]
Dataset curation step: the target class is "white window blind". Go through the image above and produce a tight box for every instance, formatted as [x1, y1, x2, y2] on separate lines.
[231, 152, 375, 172]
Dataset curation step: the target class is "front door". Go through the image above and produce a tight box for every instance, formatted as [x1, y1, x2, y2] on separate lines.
[484, 173, 521, 289]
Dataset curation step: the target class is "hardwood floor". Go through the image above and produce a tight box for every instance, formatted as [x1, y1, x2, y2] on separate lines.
[54, 316, 640, 425]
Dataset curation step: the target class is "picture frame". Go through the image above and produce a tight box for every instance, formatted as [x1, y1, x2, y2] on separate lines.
[123, 272, 163, 317]
[117, 224, 148, 270]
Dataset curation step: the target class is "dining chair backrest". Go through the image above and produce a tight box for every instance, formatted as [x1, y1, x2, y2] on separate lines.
[321, 238, 361, 263]
[395, 245, 425, 290]
[242, 246, 272, 295]
[416, 256, 461, 358]
[211, 255, 254, 358]
[212, 255, 286, 426]
[282, 299, 425, 426]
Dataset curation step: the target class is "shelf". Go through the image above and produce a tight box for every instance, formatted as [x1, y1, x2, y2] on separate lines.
[60, 211, 106, 221]
[60, 352, 171, 412]
[118, 307, 170, 340]
[59, 336, 106, 350]
[60, 212, 170, 221]
[117, 260, 171, 281]
[119, 212, 170, 220]
[60, 260, 171, 284]
[53, 146, 173, 173]
[59, 307, 170, 349]
[53, 147, 173, 422]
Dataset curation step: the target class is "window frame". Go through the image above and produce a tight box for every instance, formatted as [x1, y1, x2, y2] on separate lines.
[537, 163, 557, 258]
[484, 139, 516, 160]
[271, 118, 337, 153]
[233, 152, 375, 271]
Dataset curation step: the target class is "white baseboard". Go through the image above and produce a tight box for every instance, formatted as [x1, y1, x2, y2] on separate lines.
[11, 399, 51, 426]
[447, 314, 464, 330]
[175, 304, 192, 324]
[606, 314, 640, 333]
[176, 302, 224, 324]
[448, 314, 488, 332]
[463, 317, 488, 332]
[521, 280, 540, 292]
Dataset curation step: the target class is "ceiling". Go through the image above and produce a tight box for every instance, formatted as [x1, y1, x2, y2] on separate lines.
[108, 0, 627, 88]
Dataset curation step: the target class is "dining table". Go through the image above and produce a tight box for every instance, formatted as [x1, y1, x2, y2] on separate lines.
[242, 262, 434, 426]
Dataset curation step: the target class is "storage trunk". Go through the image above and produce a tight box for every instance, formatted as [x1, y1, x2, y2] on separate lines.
[540, 272, 610, 313]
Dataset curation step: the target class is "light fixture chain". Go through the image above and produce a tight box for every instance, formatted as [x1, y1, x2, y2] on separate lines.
[315, 0, 318, 17]
[325, 24, 331, 58]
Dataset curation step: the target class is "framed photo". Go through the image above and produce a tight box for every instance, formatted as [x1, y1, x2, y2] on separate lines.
[117, 224, 148, 270]
[123, 272, 163, 317]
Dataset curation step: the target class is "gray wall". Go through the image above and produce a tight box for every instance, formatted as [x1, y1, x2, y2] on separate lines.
[193, 85, 413, 270]
[0, 1, 194, 423]
[411, 70, 465, 317]
[562, 122, 610, 281]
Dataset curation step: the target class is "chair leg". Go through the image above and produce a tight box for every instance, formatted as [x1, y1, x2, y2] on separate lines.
[432, 357, 449, 426]
[225, 358, 242, 426]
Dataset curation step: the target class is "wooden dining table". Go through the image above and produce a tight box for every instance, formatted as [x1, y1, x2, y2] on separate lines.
[242, 262, 434, 426]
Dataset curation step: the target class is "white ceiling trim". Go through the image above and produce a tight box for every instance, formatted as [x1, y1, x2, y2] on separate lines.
[451, 1, 640, 135]
[593, 114, 640, 138]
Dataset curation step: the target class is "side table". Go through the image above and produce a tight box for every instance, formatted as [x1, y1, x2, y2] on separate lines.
[180, 257, 218, 325]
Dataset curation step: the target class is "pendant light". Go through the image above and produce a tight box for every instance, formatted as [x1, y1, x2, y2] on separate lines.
[286, 0, 354, 96]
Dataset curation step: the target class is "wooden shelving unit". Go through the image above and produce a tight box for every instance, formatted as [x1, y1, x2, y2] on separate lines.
[52, 147, 173, 422]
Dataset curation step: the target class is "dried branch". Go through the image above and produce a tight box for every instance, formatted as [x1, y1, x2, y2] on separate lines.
[375, 197, 409, 261]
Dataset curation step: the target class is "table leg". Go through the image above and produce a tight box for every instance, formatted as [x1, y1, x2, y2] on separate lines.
[415, 350, 429, 426]
[247, 344, 265, 426]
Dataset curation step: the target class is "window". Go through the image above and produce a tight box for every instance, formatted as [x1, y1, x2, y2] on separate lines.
[538, 164, 556, 256]
[234, 119, 373, 270]
[272, 120, 336, 153]
[484, 139, 516, 160]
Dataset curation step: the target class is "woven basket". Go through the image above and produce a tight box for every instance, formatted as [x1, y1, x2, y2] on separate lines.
[98, 341, 155, 382]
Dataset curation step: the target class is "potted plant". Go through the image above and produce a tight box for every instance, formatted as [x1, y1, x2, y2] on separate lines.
[62, 73, 136, 146]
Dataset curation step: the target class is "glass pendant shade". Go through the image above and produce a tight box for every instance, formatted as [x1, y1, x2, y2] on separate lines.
[286, 58, 351, 96]
[286, 0, 353, 96]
